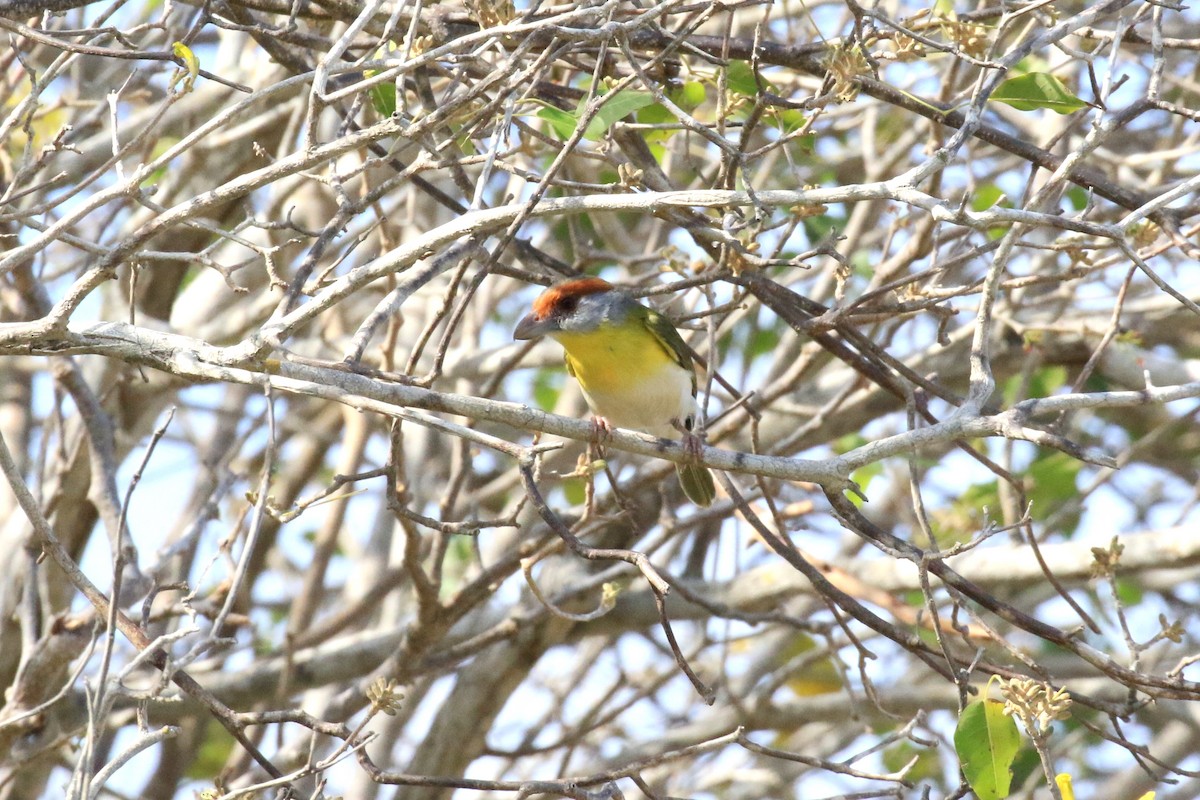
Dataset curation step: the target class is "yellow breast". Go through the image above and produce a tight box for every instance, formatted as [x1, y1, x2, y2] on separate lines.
[554, 325, 673, 393]
[553, 325, 695, 436]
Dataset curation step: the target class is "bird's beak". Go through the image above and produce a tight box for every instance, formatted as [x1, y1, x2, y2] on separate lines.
[513, 313, 557, 341]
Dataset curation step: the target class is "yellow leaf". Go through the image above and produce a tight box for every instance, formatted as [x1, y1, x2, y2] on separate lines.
[1055, 774, 1075, 800]
[171, 42, 200, 92]
[782, 634, 842, 697]
[4, 81, 66, 154]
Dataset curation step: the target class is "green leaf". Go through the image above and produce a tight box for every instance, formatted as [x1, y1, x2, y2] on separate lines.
[1010, 744, 1041, 790]
[672, 80, 706, 110]
[1028, 365, 1067, 400]
[769, 108, 808, 134]
[635, 103, 674, 145]
[586, 90, 657, 139]
[833, 434, 881, 507]
[533, 368, 563, 411]
[455, 128, 477, 156]
[537, 91, 658, 141]
[726, 60, 763, 96]
[141, 135, 181, 187]
[368, 81, 397, 118]
[931, 479, 999, 544]
[636, 84, 707, 144]
[833, 433, 867, 455]
[747, 327, 781, 358]
[1026, 451, 1081, 510]
[991, 73, 1087, 114]
[637, 102, 674, 125]
[563, 477, 586, 506]
[1002, 364, 1066, 406]
[801, 212, 847, 244]
[1115, 577, 1144, 606]
[851, 251, 873, 279]
[186, 720, 236, 779]
[1066, 186, 1089, 210]
[955, 697, 1020, 800]
[537, 104, 578, 140]
[883, 741, 941, 784]
[972, 183, 1005, 211]
[848, 461, 883, 506]
[364, 48, 397, 117]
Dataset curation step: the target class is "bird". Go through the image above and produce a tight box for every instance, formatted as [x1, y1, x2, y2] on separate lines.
[513, 277, 716, 506]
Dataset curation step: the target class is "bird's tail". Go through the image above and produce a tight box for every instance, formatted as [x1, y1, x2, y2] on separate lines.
[676, 463, 715, 507]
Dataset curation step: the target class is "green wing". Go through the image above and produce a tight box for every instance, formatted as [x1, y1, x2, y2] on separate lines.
[638, 306, 698, 395]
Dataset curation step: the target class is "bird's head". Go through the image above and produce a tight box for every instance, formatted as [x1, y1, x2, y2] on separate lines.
[513, 278, 631, 341]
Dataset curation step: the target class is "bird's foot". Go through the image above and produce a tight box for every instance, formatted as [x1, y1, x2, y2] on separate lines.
[589, 415, 614, 445]
[673, 418, 705, 462]
[681, 431, 705, 462]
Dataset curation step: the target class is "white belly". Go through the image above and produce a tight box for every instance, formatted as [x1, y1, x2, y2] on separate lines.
[580, 363, 697, 438]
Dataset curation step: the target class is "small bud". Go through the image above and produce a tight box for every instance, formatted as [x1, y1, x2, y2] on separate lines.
[366, 677, 405, 716]
[1089, 536, 1124, 579]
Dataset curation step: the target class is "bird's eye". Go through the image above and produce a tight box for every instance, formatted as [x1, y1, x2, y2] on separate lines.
[558, 296, 578, 314]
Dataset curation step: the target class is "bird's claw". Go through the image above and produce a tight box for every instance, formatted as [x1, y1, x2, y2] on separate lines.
[672, 417, 706, 462]
[590, 416, 614, 446]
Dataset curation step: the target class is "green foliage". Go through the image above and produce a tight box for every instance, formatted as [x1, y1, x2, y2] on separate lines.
[1002, 365, 1067, 407]
[726, 60, 762, 96]
[930, 478, 998, 543]
[537, 90, 658, 141]
[970, 179, 1016, 241]
[851, 250, 874, 279]
[746, 326, 781, 359]
[954, 695, 1020, 799]
[364, 48, 398, 117]
[990, 73, 1087, 114]
[801, 211, 848, 244]
[635, 81, 706, 142]
[437, 536, 475, 597]
[674, 80, 707, 109]
[1115, 577, 1144, 606]
[932, 446, 1081, 541]
[1025, 451, 1081, 512]
[369, 81, 396, 117]
[834, 434, 883, 506]
[1009, 743, 1041, 792]
[1066, 186, 1089, 210]
[533, 368, 563, 411]
[588, 91, 658, 138]
[185, 720, 236, 779]
[537, 103, 578, 141]
[782, 636, 843, 696]
[643, 80, 706, 112]
[972, 183, 1006, 211]
[563, 476, 586, 506]
[141, 135, 182, 187]
[883, 740, 941, 785]
[759, 107, 813, 147]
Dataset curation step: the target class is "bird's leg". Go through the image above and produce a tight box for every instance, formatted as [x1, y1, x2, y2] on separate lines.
[589, 415, 614, 447]
[586, 416, 613, 478]
[672, 417, 705, 462]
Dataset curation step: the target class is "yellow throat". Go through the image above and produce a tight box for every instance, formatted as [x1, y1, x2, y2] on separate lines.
[553, 324, 675, 396]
